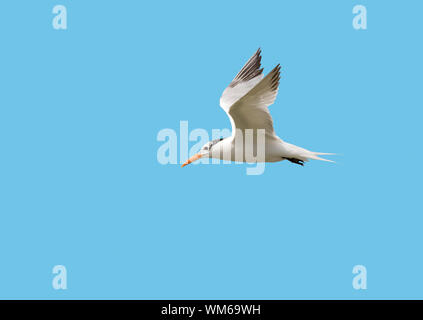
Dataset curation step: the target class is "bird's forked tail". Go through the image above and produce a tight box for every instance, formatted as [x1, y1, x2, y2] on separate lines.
[283, 142, 336, 163]
[305, 152, 336, 163]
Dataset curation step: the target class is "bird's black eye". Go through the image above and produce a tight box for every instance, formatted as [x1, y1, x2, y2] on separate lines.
[219, 138, 223, 141]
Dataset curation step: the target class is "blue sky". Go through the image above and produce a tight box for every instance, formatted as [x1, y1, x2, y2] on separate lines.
[0, 0, 422, 299]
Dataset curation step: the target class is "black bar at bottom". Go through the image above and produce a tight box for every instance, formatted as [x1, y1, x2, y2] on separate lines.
[0, 300, 420, 318]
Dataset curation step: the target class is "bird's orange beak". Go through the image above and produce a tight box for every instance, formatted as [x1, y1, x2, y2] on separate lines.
[181, 153, 202, 168]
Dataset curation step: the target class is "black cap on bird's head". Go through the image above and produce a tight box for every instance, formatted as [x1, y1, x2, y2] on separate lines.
[200, 137, 224, 152]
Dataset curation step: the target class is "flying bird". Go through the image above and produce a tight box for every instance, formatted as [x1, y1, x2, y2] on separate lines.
[182, 49, 334, 167]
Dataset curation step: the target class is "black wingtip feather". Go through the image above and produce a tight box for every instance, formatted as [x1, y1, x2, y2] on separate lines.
[229, 49, 264, 88]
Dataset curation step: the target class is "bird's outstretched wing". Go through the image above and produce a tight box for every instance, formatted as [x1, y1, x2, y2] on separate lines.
[219, 49, 280, 137]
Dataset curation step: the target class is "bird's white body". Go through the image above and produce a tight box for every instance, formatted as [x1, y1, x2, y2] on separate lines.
[209, 133, 331, 163]
[182, 49, 333, 168]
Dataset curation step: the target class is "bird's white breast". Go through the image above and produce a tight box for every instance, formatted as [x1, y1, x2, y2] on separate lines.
[209, 134, 286, 163]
